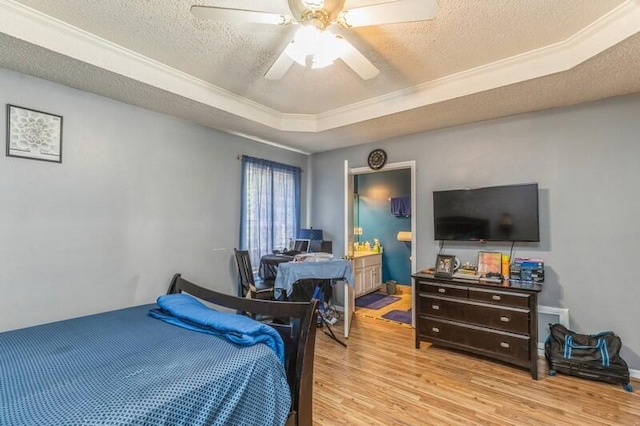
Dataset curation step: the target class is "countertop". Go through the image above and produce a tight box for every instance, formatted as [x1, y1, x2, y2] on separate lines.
[353, 251, 382, 258]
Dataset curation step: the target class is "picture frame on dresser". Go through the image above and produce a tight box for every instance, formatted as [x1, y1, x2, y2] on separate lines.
[435, 254, 455, 278]
[477, 251, 502, 276]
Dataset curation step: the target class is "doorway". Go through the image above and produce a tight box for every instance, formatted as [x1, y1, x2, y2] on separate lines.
[345, 161, 416, 328]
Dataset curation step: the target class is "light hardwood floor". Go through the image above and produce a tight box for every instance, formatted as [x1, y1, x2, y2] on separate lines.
[353, 286, 412, 324]
[314, 295, 639, 425]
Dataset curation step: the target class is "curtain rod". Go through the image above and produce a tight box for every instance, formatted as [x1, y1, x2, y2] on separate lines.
[237, 155, 303, 172]
[237, 154, 304, 173]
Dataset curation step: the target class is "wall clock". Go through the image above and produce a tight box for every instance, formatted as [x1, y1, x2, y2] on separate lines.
[367, 149, 387, 170]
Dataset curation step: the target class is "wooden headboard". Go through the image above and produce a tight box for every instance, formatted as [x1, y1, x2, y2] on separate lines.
[167, 273, 318, 426]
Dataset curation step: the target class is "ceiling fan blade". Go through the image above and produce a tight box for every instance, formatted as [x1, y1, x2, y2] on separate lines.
[343, 0, 399, 9]
[338, 0, 437, 28]
[337, 36, 379, 80]
[264, 46, 295, 80]
[191, 5, 293, 26]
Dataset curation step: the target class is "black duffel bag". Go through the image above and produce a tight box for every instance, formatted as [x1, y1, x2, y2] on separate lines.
[547, 323, 621, 365]
[545, 323, 632, 391]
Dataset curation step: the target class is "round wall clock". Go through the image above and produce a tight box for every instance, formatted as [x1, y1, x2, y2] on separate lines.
[367, 149, 387, 170]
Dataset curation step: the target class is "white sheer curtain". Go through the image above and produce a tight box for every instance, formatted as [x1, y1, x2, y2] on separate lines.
[240, 156, 301, 269]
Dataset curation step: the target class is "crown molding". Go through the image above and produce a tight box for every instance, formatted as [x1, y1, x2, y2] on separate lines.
[0, 0, 284, 128]
[223, 129, 311, 155]
[317, 0, 640, 130]
[1, 0, 638, 135]
[279, 113, 319, 132]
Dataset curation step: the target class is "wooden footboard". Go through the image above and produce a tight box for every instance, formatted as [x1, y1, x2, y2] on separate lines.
[167, 273, 318, 426]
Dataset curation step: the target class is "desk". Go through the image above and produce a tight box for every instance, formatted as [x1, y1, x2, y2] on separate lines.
[275, 259, 354, 347]
[274, 260, 354, 297]
[259, 254, 294, 286]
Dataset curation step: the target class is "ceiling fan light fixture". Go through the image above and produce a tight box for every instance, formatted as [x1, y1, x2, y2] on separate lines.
[193, 0, 434, 80]
[286, 24, 320, 65]
[286, 24, 343, 69]
[311, 31, 343, 68]
[336, 11, 351, 28]
[336, 9, 372, 28]
[311, 58, 333, 69]
[285, 42, 307, 66]
[301, 0, 325, 10]
[294, 24, 321, 50]
[311, 50, 334, 69]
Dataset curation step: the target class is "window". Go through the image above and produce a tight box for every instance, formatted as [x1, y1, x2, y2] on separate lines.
[240, 156, 301, 268]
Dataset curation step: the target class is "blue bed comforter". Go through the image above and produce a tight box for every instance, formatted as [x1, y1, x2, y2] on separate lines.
[0, 304, 291, 426]
[149, 293, 285, 363]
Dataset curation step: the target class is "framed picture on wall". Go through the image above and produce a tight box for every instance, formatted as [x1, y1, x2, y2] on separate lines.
[6, 104, 63, 163]
[435, 254, 456, 278]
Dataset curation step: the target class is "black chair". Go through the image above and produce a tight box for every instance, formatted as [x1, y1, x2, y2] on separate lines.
[234, 249, 275, 300]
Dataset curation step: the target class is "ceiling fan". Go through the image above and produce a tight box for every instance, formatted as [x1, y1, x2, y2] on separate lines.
[191, 0, 438, 80]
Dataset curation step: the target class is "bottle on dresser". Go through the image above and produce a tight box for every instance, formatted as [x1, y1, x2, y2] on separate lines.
[502, 255, 510, 279]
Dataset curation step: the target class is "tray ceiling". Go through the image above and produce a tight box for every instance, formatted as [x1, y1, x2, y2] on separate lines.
[1, 0, 639, 153]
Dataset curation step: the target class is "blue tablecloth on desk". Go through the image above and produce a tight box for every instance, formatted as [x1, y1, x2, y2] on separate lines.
[274, 259, 353, 296]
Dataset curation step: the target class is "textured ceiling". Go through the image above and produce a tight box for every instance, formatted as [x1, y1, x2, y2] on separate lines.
[1, 0, 639, 153]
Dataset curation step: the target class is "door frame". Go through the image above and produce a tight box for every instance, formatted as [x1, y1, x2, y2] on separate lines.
[345, 160, 417, 328]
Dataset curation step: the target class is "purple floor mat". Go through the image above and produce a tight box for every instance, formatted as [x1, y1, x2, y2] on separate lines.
[355, 293, 400, 310]
[381, 309, 412, 324]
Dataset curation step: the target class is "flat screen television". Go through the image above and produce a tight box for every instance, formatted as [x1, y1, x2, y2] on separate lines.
[433, 183, 539, 242]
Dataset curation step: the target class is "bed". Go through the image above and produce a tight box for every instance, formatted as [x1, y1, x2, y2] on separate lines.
[0, 273, 318, 426]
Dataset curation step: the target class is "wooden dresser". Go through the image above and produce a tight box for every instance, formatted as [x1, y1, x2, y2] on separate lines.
[412, 273, 543, 379]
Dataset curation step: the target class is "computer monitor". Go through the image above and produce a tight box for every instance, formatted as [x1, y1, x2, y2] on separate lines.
[298, 229, 323, 241]
[293, 239, 310, 253]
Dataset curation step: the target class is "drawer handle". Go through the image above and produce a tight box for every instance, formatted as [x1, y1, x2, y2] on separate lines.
[500, 342, 510, 348]
[500, 316, 510, 322]
[432, 305, 440, 310]
[438, 288, 446, 293]
[432, 327, 440, 333]
[492, 295, 502, 301]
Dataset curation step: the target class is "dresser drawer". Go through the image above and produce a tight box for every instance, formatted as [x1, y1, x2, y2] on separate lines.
[464, 303, 530, 334]
[420, 296, 468, 321]
[468, 287, 530, 308]
[420, 282, 468, 299]
[420, 318, 530, 361]
[421, 297, 530, 334]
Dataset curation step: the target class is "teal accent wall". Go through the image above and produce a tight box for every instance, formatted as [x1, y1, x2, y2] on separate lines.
[356, 169, 411, 285]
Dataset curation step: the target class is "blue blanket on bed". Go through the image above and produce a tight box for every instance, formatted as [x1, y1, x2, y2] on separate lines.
[149, 293, 285, 363]
[1, 304, 291, 426]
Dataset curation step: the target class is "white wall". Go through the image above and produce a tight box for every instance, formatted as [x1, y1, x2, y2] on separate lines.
[0, 68, 307, 332]
[311, 93, 640, 369]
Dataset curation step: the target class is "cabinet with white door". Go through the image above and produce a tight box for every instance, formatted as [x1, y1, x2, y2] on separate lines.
[353, 253, 382, 297]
